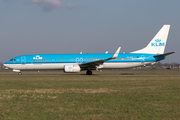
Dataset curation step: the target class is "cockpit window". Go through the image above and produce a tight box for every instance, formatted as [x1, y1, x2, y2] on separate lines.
[10, 59, 16, 61]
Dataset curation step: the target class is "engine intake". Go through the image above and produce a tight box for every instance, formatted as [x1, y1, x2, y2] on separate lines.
[64, 65, 81, 73]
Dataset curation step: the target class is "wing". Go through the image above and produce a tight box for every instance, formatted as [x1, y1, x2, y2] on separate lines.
[79, 47, 121, 68]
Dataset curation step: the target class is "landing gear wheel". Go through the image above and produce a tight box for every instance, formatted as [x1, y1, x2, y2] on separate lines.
[86, 70, 92, 75]
[18, 72, 22, 75]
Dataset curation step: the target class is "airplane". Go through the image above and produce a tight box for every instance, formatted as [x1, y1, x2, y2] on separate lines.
[3, 25, 175, 75]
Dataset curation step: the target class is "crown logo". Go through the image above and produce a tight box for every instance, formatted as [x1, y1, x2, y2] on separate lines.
[155, 39, 161, 42]
[68, 66, 73, 69]
[33, 55, 42, 59]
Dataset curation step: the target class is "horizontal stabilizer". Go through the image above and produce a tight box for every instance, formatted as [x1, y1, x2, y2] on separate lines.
[154, 52, 175, 58]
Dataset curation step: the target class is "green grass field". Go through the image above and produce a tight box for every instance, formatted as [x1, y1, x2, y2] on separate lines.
[0, 69, 180, 119]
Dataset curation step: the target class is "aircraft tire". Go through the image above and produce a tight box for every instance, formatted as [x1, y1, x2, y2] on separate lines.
[18, 72, 22, 75]
[86, 70, 92, 75]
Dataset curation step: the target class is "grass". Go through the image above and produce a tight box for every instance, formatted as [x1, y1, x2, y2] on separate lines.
[0, 69, 180, 119]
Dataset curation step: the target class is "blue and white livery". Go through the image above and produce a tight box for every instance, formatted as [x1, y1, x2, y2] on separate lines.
[4, 25, 175, 75]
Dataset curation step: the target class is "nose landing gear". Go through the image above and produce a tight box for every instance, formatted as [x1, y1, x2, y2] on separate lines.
[18, 72, 22, 75]
[13, 69, 22, 75]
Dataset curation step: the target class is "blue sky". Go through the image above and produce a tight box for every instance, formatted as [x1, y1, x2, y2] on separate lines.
[0, 0, 180, 63]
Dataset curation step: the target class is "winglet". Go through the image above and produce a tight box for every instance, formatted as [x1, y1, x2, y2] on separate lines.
[111, 47, 121, 59]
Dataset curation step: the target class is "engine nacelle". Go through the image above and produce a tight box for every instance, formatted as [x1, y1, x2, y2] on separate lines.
[64, 65, 81, 73]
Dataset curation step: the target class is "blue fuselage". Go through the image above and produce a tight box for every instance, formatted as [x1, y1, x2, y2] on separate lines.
[5, 53, 164, 64]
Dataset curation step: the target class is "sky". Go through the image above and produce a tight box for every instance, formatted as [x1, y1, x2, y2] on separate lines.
[0, 0, 180, 63]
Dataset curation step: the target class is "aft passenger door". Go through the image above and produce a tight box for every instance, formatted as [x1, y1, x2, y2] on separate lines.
[141, 55, 145, 63]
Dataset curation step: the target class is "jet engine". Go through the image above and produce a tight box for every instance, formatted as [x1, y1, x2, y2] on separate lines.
[64, 65, 81, 73]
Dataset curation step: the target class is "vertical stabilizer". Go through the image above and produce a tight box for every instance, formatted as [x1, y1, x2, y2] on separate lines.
[132, 25, 170, 54]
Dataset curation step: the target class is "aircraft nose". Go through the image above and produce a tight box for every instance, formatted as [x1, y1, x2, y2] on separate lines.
[3, 63, 7, 67]
[3, 63, 10, 69]
[3, 63, 9, 68]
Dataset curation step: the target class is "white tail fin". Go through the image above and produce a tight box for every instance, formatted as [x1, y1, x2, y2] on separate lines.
[132, 25, 170, 54]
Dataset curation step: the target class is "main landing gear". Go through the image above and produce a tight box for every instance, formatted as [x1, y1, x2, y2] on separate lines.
[86, 70, 92, 75]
